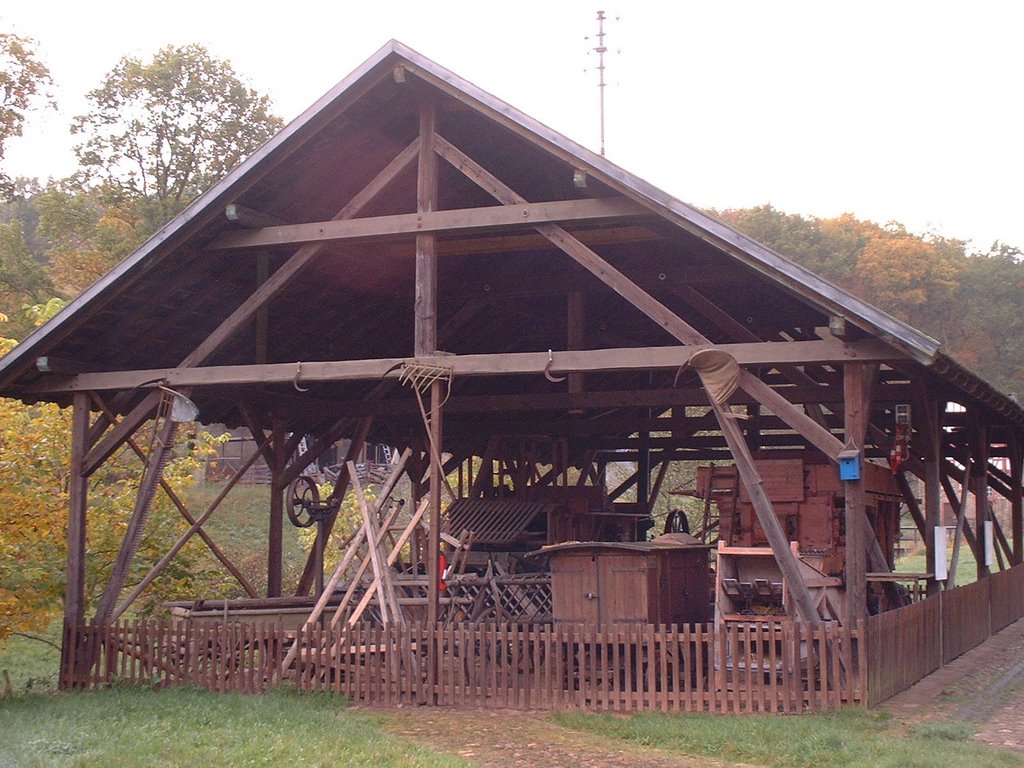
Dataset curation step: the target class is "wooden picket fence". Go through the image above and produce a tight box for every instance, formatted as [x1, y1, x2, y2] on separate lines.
[864, 563, 1024, 705]
[62, 564, 1024, 710]
[62, 619, 863, 713]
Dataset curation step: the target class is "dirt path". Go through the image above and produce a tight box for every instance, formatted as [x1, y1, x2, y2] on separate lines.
[367, 618, 1024, 766]
[376, 708, 757, 768]
[881, 616, 1024, 753]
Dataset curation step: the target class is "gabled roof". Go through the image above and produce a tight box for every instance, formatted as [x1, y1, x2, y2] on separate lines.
[1, 40, 1020, 430]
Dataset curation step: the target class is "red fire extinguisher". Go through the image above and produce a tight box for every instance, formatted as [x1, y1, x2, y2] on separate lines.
[890, 405, 911, 474]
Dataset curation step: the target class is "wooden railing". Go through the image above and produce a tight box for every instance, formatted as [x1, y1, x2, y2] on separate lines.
[941, 578, 991, 664]
[863, 597, 941, 705]
[62, 620, 862, 713]
[865, 563, 1024, 705]
[991, 565, 1024, 632]
[62, 564, 1024, 711]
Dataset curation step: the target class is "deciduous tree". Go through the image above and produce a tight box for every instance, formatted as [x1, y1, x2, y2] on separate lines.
[0, 304, 225, 642]
[35, 181, 146, 296]
[0, 33, 54, 197]
[71, 44, 283, 228]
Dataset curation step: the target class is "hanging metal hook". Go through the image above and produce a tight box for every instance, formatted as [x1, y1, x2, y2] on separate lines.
[293, 362, 310, 392]
[544, 349, 567, 383]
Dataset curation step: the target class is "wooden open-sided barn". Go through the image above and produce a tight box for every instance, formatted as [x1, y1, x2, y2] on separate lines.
[3, 41, 1023, 710]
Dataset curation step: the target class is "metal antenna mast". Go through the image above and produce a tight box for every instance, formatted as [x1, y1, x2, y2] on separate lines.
[587, 10, 612, 157]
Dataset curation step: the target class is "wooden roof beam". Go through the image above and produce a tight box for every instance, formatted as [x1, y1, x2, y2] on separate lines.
[29, 338, 898, 394]
[180, 137, 421, 368]
[435, 133, 847, 461]
[208, 197, 651, 251]
[224, 203, 287, 228]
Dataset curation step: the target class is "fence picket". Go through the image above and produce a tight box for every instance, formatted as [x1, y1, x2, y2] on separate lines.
[73, 573, 1024, 715]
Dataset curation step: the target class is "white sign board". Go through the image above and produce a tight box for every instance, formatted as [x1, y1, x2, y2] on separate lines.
[985, 521, 995, 568]
[934, 526, 948, 581]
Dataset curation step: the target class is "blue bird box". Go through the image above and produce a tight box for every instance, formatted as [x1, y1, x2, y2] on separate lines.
[838, 447, 861, 481]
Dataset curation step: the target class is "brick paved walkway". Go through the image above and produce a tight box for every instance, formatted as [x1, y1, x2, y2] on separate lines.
[881, 616, 1024, 753]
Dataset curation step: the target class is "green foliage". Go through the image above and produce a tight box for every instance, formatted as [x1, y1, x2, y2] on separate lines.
[717, 205, 1024, 399]
[0, 687, 470, 767]
[945, 243, 1024, 394]
[0, 390, 229, 640]
[0, 218, 52, 336]
[911, 721, 977, 742]
[14, 44, 285, 299]
[0, 308, 231, 640]
[0, 33, 54, 197]
[551, 709, 1020, 768]
[34, 180, 149, 295]
[719, 205, 853, 283]
[71, 43, 283, 228]
[0, 621, 60, 692]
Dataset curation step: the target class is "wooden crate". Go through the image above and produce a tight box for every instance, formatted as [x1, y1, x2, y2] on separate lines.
[543, 538, 711, 626]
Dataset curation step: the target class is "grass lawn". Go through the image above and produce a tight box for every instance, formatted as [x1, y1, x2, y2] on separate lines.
[551, 708, 1023, 768]
[0, 686, 469, 768]
[180, 480, 371, 598]
[0, 626, 61, 693]
[896, 543, 978, 586]
[2, 632, 1020, 768]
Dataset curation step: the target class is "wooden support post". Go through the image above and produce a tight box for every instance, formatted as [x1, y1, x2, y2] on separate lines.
[60, 392, 90, 689]
[945, 448, 971, 588]
[469, 437, 500, 498]
[94, 411, 177, 623]
[637, 429, 651, 507]
[1012, 434, 1023, 565]
[939, 470, 981, 560]
[972, 425, 991, 580]
[427, 380, 443, 629]
[843, 363, 868, 624]
[267, 419, 286, 597]
[415, 98, 437, 358]
[294, 417, 372, 596]
[989, 502, 1013, 568]
[567, 291, 585, 395]
[895, 472, 927, 539]
[748, 403, 762, 452]
[921, 399, 943, 595]
[416, 97, 442, 702]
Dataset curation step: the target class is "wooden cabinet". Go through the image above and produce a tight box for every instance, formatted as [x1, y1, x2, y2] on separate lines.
[543, 539, 711, 626]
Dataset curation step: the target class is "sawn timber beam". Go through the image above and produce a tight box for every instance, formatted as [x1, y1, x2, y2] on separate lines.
[30, 338, 898, 394]
[434, 133, 846, 461]
[231, 381, 913, 420]
[208, 197, 651, 251]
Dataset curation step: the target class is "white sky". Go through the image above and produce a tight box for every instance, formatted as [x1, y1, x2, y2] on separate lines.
[3, 1, 1022, 251]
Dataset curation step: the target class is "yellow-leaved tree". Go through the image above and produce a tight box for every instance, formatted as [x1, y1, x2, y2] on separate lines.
[0, 303, 225, 642]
